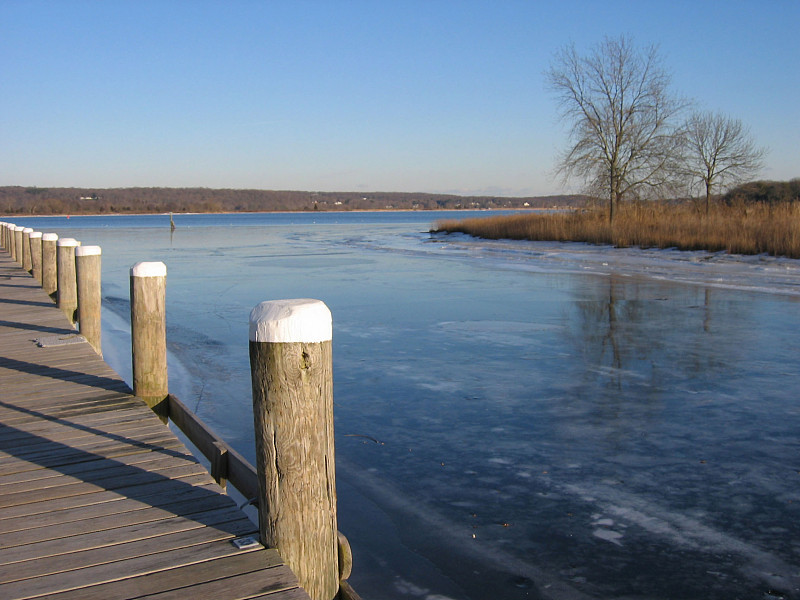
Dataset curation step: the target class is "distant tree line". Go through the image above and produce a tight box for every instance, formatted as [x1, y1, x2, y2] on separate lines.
[722, 179, 800, 205]
[0, 186, 589, 216]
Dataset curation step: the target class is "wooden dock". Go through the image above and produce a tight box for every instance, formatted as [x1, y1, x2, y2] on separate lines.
[0, 252, 310, 599]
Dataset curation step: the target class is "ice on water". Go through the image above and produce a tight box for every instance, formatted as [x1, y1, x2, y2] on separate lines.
[12, 212, 800, 600]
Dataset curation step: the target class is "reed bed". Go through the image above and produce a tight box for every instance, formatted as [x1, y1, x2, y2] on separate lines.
[433, 202, 800, 259]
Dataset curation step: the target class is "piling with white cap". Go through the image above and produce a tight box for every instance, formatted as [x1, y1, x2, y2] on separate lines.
[14, 226, 24, 264]
[41, 233, 59, 299]
[56, 238, 81, 324]
[76, 245, 102, 356]
[248, 298, 338, 600]
[22, 228, 33, 272]
[130, 261, 168, 418]
[29, 232, 43, 283]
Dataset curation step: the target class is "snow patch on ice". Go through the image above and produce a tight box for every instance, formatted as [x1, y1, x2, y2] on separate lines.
[592, 528, 624, 546]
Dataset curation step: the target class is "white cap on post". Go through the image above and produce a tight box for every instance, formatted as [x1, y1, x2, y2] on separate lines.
[57, 238, 80, 247]
[131, 261, 167, 278]
[249, 299, 332, 343]
[42, 233, 58, 241]
[30, 231, 42, 239]
[75, 245, 102, 257]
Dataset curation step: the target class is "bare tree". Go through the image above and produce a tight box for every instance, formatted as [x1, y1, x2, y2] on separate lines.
[679, 111, 766, 215]
[547, 36, 686, 223]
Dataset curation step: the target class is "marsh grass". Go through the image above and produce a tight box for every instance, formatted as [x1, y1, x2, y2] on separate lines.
[434, 203, 800, 259]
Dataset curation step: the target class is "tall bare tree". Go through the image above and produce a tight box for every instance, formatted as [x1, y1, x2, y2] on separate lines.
[679, 110, 765, 215]
[547, 36, 686, 223]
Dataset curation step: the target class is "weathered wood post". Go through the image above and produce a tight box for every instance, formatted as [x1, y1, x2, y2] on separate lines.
[22, 228, 33, 272]
[5, 223, 14, 254]
[0, 222, 8, 252]
[76, 245, 102, 356]
[130, 262, 168, 419]
[249, 299, 338, 600]
[41, 233, 58, 299]
[29, 232, 43, 283]
[14, 226, 24, 264]
[56, 238, 80, 324]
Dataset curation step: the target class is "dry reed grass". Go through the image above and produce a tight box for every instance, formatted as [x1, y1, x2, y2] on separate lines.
[433, 202, 800, 259]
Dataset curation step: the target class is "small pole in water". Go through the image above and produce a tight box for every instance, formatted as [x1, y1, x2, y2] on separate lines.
[170, 213, 176, 231]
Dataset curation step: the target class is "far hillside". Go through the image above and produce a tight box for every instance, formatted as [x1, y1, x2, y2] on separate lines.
[0, 186, 589, 216]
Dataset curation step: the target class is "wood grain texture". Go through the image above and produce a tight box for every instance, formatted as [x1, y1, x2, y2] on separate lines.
[29, 234, 42, 283]
[130, 270, 168, 416]
[56, 243, 78, 324]
[42, 237, 57, 298]
[76, 251, 102, 356]
[21, 230, 31, 272]
[250, 339, 338, 600]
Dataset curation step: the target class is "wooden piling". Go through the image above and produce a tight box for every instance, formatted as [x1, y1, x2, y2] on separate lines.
[14, 226, 24, 264]
[1, 222, 10, 252]
[249, 299, 338, 600]
[76, 245, 102, 356]
[56, 238, 80, 324]
[6, 223, 14, 254]
[6, 224, 13, 259]
[41, 233, 58, 299]
[29, 231, 43, 283]
[130, 261, 168, 418]
[22, 228, 33, 272]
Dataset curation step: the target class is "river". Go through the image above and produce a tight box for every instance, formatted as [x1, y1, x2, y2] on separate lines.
[9, 211, 800, 600]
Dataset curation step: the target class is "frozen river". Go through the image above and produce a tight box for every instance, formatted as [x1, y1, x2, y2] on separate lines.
[10, 211, 800, 600]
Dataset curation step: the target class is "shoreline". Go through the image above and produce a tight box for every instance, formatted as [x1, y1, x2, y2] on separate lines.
[1, 207, 555, 219]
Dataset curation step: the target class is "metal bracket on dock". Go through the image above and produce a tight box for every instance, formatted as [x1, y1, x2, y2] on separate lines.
[232, 536, 261, 550]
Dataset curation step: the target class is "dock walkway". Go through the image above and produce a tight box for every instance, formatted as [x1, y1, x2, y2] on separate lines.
[0, 252, 309, 599]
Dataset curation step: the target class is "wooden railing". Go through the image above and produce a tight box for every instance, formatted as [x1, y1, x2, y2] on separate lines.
[165, 393, 361, 600]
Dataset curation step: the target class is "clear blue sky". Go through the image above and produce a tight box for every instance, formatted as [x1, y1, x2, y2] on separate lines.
[1, 0, 797, 196]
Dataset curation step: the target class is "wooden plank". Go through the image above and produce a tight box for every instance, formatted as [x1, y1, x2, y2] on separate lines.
[0, 473, 219, 522]
[0, 406, 156, 438]
[0, 448, 197, 488]
[0, 541, 276, 600]
[0, 516, 257, 583]
[0, 482, 223, 535]
[42, 550, 284, 600]
[0, 437, 187, 477]
[0, 506, 254, 567]
[250, 588, 312, 600]
[0, 462, 210, 510]
[0, 453, 202, 495]
[0, 431, 183, 473]
[0, 491, 238, 548]
[136, 564, 299, 600]
[0, 418, 170, 452]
